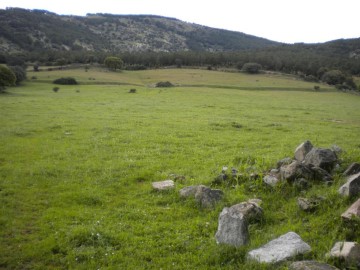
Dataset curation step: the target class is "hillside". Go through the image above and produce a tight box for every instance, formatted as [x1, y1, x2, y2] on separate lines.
[0, 8, 279, 54]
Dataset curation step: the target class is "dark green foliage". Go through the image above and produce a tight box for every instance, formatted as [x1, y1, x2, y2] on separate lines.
[242, 62, 262, 74]
[9, 66, 26, 84]
[321, 70, 346, 85]
[155, 81, 174, 87]
[53, 77, 78, 85]
[0, 65, 16, 91]
[104, 56, 123, 71]
[52, 87, 59, 92]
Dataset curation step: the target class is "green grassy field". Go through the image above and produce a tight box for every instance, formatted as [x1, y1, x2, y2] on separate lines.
[1, 68, 360, 269]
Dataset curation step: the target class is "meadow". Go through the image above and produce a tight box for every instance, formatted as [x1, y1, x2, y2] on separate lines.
[1, 67, 360, 269]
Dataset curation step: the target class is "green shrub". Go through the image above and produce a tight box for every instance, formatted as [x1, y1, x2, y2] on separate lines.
[53, 77, 78, 85]
[242, 62, 262, 74]
[0, 65, 16, 92]
[155, 81, 174, 87]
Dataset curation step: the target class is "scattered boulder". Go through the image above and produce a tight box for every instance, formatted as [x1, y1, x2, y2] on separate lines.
[338, 172, 360, 197]
[311, 166, 333, 183]
[289, 260, 339, 270]
[343, 162, 360, 176]
[295, 140, 313, 162]
[152, 180, 175, 191]
[294, 178, 311, 190]
[194, 185, 223, 208]
[247, 232, 311, 263]
[328, 241, 360, 266]
[297, 196, 324, 212]
[303, 148, 338, 173]
[341, 198, 360, 220]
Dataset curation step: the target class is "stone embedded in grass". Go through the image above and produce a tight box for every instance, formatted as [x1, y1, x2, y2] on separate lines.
[277, 157, 293, 169]
[294, 140, 313, 162]
[215, 200, 263, 247]
[280, 161, 313, 182]
[343, 162, 360, 176]
[247, 232, 311, 263]
[328, 242, 360, 266]
[263, 174, 281, 187]
[338, 172, 360, 197]
[179, 185, 198, 198]
[152, 180, 175, 191]
[297, 196, 324, 212]
[194, 185, 223, 208]
[289, 260, 339, 270]
[341, 198, 360, 220]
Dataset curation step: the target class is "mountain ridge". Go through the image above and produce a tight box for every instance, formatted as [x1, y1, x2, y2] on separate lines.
[0, 8, 280, 54]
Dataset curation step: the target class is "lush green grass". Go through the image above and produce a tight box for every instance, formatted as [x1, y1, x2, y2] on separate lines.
[1, 68, 360, 269]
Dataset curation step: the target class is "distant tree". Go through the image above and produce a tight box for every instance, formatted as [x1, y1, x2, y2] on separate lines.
[0, 65, 16, 92]
[9, 66, 26, 85]
[53, 77, 78, 85]
[104, 56, 123, 71]
[33, 63, 40, 72]
[242, 62, 262, 74]
[321, 70, 346, 85]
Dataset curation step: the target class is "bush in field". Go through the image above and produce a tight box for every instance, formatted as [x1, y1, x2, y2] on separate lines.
[53, 87, 59, 93]
[104, 56, 123, 71]
[156, 81, 174, 87]
[321, 70, 345, 85]
[9, 66, 27, 85]
[53, 77, 78, 85]
[242, 62, 262, 74]
[0, 65, 16, 92]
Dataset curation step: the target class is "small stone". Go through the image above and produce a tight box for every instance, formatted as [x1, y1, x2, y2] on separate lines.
[338, 172, 360, 197]
[295, 141, 313, 162]
[328, 242, 360, 266]
[264, 175, 281, 187]
[247, 232, 311, 263]
[289, 260, 339, 270]
[152, 180, 175, 191]
[341, 198, 360, 220]
[297, 197, 323, 212]
[194, 185, 223, 208]
[343, 162, 360, 176]
[294, 178, 311, 190]
[277, 157, 293, 168]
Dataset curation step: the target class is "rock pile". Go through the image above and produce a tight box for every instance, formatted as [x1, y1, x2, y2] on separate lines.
[179, 185, 224, 208]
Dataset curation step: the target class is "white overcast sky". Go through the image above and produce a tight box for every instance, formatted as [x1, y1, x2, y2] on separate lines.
[0, 0, 359, 44]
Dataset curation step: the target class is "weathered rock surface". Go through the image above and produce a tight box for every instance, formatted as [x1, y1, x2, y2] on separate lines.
[194, 185, 223, 208]
[263, 174, 281, 187]
[303, 148, 338, 173]
[341, 198, 360, 220]
[277, 157, 293, 168]
[152, 180, 175, 191]
[215, 208, 249, 247]
[289, 260, 339, 270]
[179, 185, 199, 198]
[328, 241, 360, 266]
[247, 232, 311, 263]
[295, 140, 313, 162]
[280, 161, 313, 182]
[343, 162, 360, 176]
[338, 172, 360, 197]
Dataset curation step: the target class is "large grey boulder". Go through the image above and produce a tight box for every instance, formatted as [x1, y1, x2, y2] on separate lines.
[328, 241, 360, 266]
[215, 200, 263, 247]
[194, 185, 223, 208]
[341, 198, 360, 220]
[303, 148, 338, 173]
[152, 180, 175, 191]
[343, 162, 360, 176]
[338, 172, 360, 197]
[295, 141, 313, 162]
[247, 232, 311, 263]
[289, 261, 339, 270]
[215, 208, 249, 247]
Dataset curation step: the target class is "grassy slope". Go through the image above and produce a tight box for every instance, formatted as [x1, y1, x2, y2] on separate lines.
[1, 68, 360, 269]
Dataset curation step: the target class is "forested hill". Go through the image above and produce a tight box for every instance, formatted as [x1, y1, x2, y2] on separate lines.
[0, 8, 279, 54]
